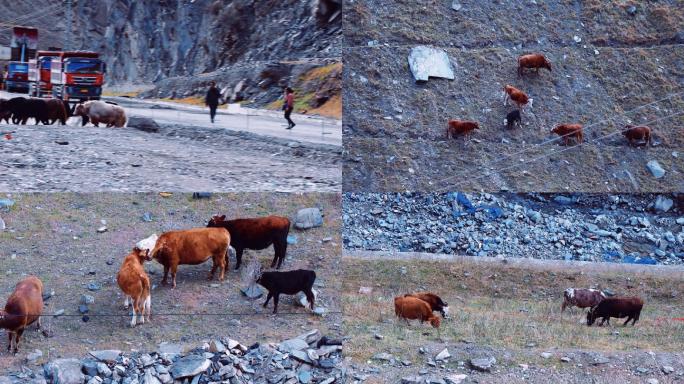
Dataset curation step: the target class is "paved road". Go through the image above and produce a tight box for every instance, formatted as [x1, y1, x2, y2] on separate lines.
[0, 91, 342, 146]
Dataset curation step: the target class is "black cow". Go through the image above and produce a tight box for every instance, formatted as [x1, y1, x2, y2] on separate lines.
[257, 269, 316, 314]
[587, 297, 644, 327]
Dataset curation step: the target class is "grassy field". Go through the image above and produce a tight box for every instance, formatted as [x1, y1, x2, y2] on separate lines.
[0, 193, 342, 371]
[342, 255, 684, 366]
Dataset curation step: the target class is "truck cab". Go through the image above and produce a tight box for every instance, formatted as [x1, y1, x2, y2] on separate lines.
[28, 51, 61, 97]
[6, 61, 29, 93]
[51, 51, 105, 102]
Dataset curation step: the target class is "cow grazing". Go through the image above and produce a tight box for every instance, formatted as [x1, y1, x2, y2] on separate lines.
[623, 125, 651, 146]
[562, 288, 605, 315]
[518, 53, 552, 76]
[44, 99, 67, 125]
[73, 100, 126, 128]
[394, 296, 441, 328]
[587, 296, 644, 327]
[206, 214, 291, 270]
[447, 120, 479, 140]
[0, 276, 43, 354]
[503, 85, 530, 110]
[404, 292, 449, 318]
[505, 109, 521, 129]
[256, 269, 316, 314]
[551, 123, 583, 145]
[150, 228, 231, 288]
[117, 247, 152, 327]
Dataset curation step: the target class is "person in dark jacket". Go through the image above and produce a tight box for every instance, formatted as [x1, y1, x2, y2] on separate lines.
[205, 81, 221, 123]
[283, 87, 295, 129]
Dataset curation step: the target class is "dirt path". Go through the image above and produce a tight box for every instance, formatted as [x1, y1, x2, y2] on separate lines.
[0, 123, 341, 192]
[0, 193, 342, 371]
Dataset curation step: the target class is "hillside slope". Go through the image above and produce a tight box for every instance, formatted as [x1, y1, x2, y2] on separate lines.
[342, 0, 684, 192]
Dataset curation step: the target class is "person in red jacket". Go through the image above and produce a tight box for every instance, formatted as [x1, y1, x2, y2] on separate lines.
[283, 87, 296, 129]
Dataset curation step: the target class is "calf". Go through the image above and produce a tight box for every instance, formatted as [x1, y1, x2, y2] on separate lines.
[74, 100, 126, 127]
[206, 214, 291, 270]
[394, 296, 440, 328]
[150, 227, 231, 288]
[562, 288, 605, 315]
[504, 109, 521, 129]
[518, 53, 552, 76]
[257, 269, 316, 314]
[622, 125, 651, 146]
[551, 123, 583, 145]
[587, 296, 644, 326]
[117, 248, 152, 327]
[447, 119, 479, 140]
[44, 99, 67, 125]
[0, 276, 43, 354]
[503, 85, 530, 109]
[404, 292, 449, 318]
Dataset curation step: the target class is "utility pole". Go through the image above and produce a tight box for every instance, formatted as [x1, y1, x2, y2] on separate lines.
[64, 0, 72, 50]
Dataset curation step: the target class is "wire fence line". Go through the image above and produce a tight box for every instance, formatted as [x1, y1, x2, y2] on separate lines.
[436, 108, 684, 191]
[1, 310, 344, 318]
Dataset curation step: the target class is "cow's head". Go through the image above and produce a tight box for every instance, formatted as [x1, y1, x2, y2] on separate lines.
[73, 103, 86, 117]
[586, 307, 597, 326]
[543, 58, 552, 71]
[132, 247, 152, 262]
[442, 304, 450, 318]
[207, 214, 226, 227]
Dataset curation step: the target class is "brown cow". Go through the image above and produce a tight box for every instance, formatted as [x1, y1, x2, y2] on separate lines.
[503, 85, 530, 110]
[117, 247, 152, 327]
[562, 288, 605, 315]
[0, 276, 43, 354]
[150, 228, 231, 288]
[404, 292, 449, 318]
[447, 120, 479, 140]
[587, 296, 644, 327]
[551, 123, 583, 145]
[623, 125, 651, 146]
[394, 296, 441, 328]
[518, 53, 552, 76]
[206, 214, 291, 270]
[44, 99, 67, 125]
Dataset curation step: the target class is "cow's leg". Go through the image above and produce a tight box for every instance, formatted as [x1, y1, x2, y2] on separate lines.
[36, 316, 42, 330]
[13, 329, 23, 354]
[137, 295, 145, 324]
[273, 294, 280, 314]
[561, 301, 567, 316]
[217, 253, 226, 281]
[145, 295, 152, 322]
[130, 298, 137, 327]
[305, 289, 315, 311]
[162, 266, 169, 286]
[235, 248, 243, 270]
[274, 240, 287, 269]
[623, 317, 632, 326]
[209, 260, 218, 281]
[263, 292, 273, 308]
[170, 265, 178, 289]
[7, 332, 12, 351]
[124, 296, 130, 308]
[633, 312, 640, 326]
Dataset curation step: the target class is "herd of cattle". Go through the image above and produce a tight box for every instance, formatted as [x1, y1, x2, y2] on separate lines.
[445, 53, 655, 147]
[0, 97, 127, 128]
[394, 288, 644, 329]
[0, 214, 318, 354]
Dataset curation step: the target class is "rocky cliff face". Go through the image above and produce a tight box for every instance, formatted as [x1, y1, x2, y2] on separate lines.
[1, 0, 341, 83]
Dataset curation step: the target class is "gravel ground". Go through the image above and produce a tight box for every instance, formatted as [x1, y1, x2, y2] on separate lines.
[343, 192, 684, 265]
[0, 122, 341, 192]
[0, 193, 342, 372]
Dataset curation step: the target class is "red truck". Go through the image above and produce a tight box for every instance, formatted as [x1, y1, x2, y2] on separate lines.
[50, 51, 105, 102]
[28, 50, 61, 97]
[5, 26, 38, 93]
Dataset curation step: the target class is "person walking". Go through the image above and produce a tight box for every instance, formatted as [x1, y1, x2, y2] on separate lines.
[284, 87, 296, 129]
[205, 81, 221, 123]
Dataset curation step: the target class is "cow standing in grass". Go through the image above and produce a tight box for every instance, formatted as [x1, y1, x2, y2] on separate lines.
[562, 288, 605, 317]
[0, 276, 43, 354]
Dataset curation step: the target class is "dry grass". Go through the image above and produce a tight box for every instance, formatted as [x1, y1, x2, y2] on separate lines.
[300, 62, 343, 83]
[342, 257, 684, 363]
[101, 90, 139, 97]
